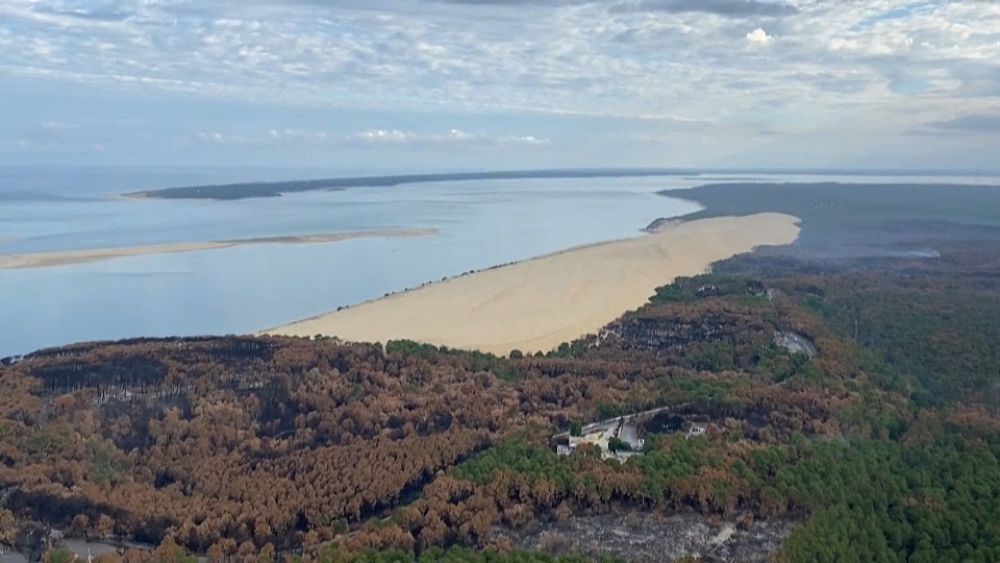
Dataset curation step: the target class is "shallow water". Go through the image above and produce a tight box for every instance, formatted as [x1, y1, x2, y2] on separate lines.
[1, 169, 705, 356]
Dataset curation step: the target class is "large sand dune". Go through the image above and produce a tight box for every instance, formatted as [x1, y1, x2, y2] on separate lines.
[269, 213, 800, 354]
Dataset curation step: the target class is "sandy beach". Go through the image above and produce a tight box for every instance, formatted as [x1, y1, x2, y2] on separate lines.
[0, 228, 437, 269]
[269, 213, 800, 354]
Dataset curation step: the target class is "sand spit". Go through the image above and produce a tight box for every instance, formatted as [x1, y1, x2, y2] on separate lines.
[0, 228, 437, 269]
[269, 213, 800, 355]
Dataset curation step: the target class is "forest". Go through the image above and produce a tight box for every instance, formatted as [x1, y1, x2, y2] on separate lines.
[2, 241, 999, 561]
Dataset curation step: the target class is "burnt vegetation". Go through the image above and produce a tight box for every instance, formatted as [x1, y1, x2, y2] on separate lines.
[2, 245, 1000, 562]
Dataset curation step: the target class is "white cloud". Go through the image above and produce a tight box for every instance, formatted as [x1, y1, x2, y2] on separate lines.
[5, 1, 997, 126]
[39, 120, 78, 130]
[745, 27, 773, 47]
[351, 128, 549, 146]
[197, 129, 328, 146]
[195, 127, 542, 149]
[435, 129, 478, 142]
[352, 129, 418, 143]
[268, 129, 328, 143]
[499, 135, 550, 145]
[3, 1, 1000, 167]
[195, 131, 253, 146]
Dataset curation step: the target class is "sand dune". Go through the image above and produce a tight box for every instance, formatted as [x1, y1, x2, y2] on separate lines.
[0, 228, 437, 269]
[269, 213, 800, 354]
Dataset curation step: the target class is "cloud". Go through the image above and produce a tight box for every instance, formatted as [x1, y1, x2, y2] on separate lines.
[438, 0, 797, 17]
[925, 114, 1000, 133]
[33, 3, 132, 23]
[350, 129, 482, 144]
[618, 0, 797, 17]
[350, 129, 549, 146]
[745, 27, 773, 47]
[499, 135, 549, 145]
[39, 120, 79, 130]
[3, 0, 996, 125]
[3, 0, 1000, 169]
[196, 129, 329, 146]
[268, 129, 328, 143]
[436, 0, 588, 5]
[352, 129, 417, 143]
[196, 132, 253, 146]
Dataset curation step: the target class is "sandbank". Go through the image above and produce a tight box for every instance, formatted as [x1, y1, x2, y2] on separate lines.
[268, 213, 800, 354]
[0, 228, 437, 269]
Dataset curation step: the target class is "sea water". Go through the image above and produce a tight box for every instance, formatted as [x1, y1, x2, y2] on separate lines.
[1, 167, 705, 356]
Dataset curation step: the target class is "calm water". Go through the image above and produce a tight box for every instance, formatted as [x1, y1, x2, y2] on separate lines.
[1, 167, 707, 356]
[3, 168, 998, 357]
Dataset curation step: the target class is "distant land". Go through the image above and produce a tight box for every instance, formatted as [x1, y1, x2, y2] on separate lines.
[128, 168, 695, 200]
[126, 168, 999, 201]
[659, 182, 1000, 258]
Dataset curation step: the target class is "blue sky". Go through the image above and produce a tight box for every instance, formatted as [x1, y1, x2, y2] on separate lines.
[2, 0, 999, 172]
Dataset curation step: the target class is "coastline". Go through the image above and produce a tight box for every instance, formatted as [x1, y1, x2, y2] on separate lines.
[0, 228, 437, 270]
[268, 213, 801, 355]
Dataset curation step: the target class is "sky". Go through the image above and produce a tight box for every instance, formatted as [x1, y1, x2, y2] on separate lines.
[1, 0, 999, 173]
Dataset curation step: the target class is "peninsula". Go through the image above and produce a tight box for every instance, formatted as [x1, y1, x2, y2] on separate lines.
[128, 168, 692, 200]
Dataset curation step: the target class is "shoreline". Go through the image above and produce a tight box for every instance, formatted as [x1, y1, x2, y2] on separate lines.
[0, 228, 437, 270]
[268, 213, 801, 355]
